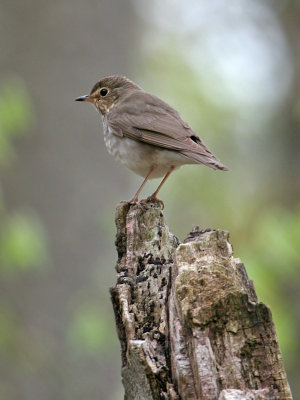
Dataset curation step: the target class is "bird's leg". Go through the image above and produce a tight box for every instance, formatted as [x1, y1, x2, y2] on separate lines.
[129, 166, 156, 203]
[146, 166, 175, 205]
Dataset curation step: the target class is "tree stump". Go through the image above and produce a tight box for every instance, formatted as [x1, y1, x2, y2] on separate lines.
[110, 200, 292, 400]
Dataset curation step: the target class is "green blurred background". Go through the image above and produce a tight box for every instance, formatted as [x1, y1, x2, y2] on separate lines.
[0, 0, 299, 399]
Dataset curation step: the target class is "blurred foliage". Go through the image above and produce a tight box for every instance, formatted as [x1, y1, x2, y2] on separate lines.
[0, 78, 48, 273]
[0, 79, 50, 400]
[0, 306, 19, 351]
[68, 301, 116, 354]
[0, 213, 47, 273]
[240, 206, 300, 359]
[0, 78, 35, 167]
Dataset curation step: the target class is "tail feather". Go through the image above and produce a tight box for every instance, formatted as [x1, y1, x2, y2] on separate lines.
[181, 150, 229, 171]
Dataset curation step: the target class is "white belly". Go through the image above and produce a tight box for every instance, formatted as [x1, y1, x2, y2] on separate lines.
[102, 122, 189, 178]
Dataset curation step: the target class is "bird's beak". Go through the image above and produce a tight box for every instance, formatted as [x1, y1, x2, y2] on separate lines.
[75, 94, 93, 103]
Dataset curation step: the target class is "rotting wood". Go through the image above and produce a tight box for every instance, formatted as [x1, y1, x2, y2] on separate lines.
[110, 200, 292, 400]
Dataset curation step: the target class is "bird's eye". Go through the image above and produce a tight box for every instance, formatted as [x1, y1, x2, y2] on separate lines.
[100, 88, 108, 97]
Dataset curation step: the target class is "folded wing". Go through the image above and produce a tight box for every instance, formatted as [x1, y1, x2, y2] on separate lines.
[107, 91, 229, 171]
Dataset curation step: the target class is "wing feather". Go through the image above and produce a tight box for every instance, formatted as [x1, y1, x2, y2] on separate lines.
[107, 90, 228, 170]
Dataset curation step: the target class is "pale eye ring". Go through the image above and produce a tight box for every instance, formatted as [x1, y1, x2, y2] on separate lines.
[100, 88, 108, 97]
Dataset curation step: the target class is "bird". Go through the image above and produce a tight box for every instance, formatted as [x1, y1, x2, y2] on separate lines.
[75, 75, 228, 204]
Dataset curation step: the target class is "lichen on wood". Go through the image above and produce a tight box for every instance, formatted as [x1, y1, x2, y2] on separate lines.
[110, 200, 292, 400]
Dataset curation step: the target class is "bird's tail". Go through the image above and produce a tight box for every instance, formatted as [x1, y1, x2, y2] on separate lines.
[181, 151, 229, 171]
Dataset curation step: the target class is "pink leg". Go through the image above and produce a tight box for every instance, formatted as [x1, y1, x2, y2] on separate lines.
[130, 166, 156, 203]
[147, 166, 175, 204]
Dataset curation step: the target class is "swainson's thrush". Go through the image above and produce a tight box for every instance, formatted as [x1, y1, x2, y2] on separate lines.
[76, 76, 228, 203]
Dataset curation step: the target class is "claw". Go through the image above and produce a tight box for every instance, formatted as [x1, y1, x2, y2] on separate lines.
[120, 198, 138, 205]
[120, 199, 146, 210]
[145, 195, 165, 209]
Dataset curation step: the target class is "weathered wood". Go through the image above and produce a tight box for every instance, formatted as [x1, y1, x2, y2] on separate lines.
[110, 200, 292, 400]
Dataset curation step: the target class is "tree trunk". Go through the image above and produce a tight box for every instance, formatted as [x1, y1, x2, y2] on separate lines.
[110, 201, 292, 400]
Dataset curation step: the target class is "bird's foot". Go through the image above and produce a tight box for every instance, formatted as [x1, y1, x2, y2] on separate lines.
[144, 195, 165, 209]
[120, 198, 146, 210]
[120, 200, 136, 205]
[120, 194, 139, 204]
[120, 195, 164, 210]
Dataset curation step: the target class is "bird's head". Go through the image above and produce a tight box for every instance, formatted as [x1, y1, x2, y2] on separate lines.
[75, 75, 141, 115]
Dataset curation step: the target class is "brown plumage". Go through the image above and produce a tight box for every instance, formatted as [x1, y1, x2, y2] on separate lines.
[76, 75, 228, 203]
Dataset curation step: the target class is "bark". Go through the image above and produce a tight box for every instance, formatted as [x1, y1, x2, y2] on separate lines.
[110, 200, 292, 400]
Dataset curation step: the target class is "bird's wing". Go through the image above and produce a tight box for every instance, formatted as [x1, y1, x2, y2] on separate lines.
[107, 91, 228, 170]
